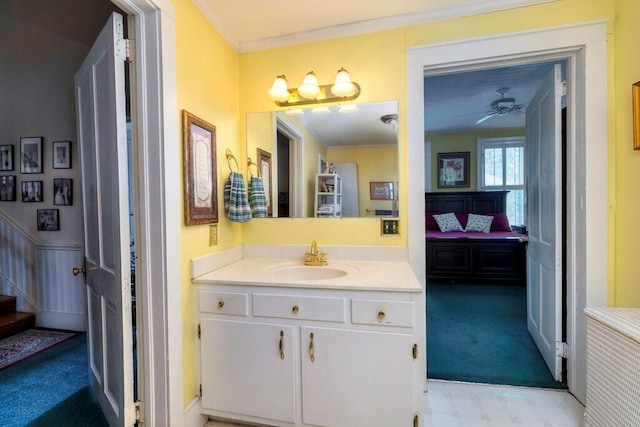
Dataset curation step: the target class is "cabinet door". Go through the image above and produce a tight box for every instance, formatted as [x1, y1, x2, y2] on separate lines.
[301, 327, 414, 427]
[201, 319, 296, 423]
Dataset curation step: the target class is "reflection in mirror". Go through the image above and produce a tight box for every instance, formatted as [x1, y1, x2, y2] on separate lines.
[246, 101, 399, 218]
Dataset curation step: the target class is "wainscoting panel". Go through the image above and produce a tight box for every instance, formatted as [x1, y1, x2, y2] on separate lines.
[0, 213, 86, 331]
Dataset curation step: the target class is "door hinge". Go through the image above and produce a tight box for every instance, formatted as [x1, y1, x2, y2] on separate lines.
[197, 323, 201, 339]
[126, 400, 144, 424]
[199, 383, 203, 398]
[413, 414, 419, 427]
[412, 343, 418, 359]
[562, 80, 567, 96]
[125, 38, 135, 62]
[556, 341, 568, 358]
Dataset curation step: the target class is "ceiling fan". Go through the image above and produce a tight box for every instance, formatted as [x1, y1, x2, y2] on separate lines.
[475, 87, 526, 124]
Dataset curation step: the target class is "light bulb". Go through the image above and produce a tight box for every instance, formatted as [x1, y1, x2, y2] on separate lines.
[297, 71, 321, 99]
[331, 68, 355, 97]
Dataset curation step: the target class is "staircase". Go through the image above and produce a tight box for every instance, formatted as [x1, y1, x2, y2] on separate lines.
[0, 295, 36, 340]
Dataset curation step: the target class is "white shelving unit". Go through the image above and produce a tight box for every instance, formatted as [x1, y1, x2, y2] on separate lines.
[314, 173, 342, 217]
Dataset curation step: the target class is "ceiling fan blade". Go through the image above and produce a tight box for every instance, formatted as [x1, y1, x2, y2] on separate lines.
[475, 112, 497, 124]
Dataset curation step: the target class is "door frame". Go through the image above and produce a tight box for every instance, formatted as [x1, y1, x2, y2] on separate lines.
[407, 21, 608, 404]
[109, 0, 184, 425]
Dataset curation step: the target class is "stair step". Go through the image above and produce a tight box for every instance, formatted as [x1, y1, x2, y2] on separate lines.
[0, 312, 36, 340]
[0, 295, 17, 316]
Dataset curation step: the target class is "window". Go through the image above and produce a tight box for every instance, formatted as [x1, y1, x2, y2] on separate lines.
[477, 137, 525, 226]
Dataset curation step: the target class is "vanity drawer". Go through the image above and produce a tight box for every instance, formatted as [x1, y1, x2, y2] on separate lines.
[253, 294, 345, 323]
[351, 300, 413, 328]
[200, 291, 248, 316]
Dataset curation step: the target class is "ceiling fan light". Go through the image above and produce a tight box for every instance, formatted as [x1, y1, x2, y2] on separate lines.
[268, 75, 290, 102]
[297, 71, 321, 99]
[331, 68, 355, 97]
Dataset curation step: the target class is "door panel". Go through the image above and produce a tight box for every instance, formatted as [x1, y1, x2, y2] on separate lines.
[74, 12, 133, 426]
[526, 64, 563, 381]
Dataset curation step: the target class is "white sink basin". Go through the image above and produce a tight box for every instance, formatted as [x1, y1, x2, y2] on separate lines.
[272, 265, 348, 281]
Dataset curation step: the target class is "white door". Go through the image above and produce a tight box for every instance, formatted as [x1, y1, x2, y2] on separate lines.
[74, 12, 135, 425]
[526, 64, 563, 381]
[332, 162, 359, 216]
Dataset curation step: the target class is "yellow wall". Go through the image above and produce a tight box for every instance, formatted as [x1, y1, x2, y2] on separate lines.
[174, 0, 242, 404]
[428, 129, 525, 191]
[175, 0, 640, 409]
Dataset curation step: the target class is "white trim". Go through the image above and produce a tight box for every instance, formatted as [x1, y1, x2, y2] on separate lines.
[407, 20, 607, 404]
[193, 0, 558, 53]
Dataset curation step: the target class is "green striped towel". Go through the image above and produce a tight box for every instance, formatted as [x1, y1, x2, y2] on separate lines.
[248, 176, 268, 218]
[224, 172, 252, 222]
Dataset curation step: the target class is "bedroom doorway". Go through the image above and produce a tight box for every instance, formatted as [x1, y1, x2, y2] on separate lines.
[423, 60, 568, 389]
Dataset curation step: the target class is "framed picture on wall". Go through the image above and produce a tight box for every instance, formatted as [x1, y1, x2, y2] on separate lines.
[21, 180, 43, 202]
[0, 176, 16, 201]
[0, 145, 14, 171]
[437, 152, 470, 188]
[37, 209, 59, 231]
[20, 137, 43, 174]
[53, 178, 73, 206]
[52, 141, 72, 169]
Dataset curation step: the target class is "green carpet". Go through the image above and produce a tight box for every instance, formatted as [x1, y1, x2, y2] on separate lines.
[0, 333, 108, 426]
[427, 282, 567, 389]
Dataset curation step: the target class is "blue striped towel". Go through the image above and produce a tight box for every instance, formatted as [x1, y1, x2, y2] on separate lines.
[224, 172, 252, 222]
[248, 176, 268, 218]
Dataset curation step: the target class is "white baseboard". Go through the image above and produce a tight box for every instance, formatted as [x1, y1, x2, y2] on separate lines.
[184, 396, 208, 427]
[37, 310, 85, 331]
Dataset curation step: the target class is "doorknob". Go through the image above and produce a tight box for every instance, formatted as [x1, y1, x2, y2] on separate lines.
[72, 266, 85, 276]
[72, 256, 87, 283]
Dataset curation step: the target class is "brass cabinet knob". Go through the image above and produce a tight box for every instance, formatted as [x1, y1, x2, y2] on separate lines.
[378, 311, 386, 320]
[218, 300, 225, 309]
[292, 305, 299, 314]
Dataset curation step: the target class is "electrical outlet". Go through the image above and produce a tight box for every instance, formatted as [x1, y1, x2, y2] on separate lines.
[381, 219, 399, 235]
[209, 224, 218, 246]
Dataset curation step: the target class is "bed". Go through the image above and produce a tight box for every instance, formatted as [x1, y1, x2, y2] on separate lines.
[425, 191, 527, 285]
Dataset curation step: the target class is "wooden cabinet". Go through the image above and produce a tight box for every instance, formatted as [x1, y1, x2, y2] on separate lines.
[198, 285, 422, 426]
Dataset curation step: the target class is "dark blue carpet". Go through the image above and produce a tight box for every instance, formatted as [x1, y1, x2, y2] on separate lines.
[0, 333, 108, 426]
[427, 282, 567, 389]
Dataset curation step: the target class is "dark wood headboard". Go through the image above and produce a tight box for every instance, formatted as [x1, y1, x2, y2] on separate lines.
[425, 191, 508, 214]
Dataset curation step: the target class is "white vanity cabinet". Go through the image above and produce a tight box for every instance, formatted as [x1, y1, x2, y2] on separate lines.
[197, 284, 423, 427]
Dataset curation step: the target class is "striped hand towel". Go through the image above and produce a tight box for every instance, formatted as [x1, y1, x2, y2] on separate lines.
[248, 176, 268, 218]
[223, 172, 252, 222]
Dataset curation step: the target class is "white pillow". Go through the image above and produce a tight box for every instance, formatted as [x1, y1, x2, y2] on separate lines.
[465, 213, 494, 233]
[433, 212, 464, 232]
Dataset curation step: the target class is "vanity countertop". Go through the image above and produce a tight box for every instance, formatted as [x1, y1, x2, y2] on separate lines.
[193, 258, 422, 293]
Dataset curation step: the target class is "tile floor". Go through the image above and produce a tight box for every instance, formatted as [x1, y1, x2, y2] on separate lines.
[205, 380, 586, 427]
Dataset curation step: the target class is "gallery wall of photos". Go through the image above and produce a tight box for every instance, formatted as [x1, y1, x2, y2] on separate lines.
[0, 137, 73, 232]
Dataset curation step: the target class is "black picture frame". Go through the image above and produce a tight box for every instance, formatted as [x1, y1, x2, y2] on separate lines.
[52, 141, 72, 169]
[20, 137, 43, 174]
[0, 176, 16, 201]
[437, 152, 470, 188]
[53, 178, 73, 206]
[21, 180, 43, 202]
[0, 145, 14, 171]
[37, 209, 59, 231]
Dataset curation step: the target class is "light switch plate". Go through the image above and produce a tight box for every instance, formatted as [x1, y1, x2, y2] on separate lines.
[381, 218, 399, 235]
[209, 224, 218, 246]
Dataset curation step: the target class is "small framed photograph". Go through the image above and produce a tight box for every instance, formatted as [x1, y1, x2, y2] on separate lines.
[37, 209, 59, 231]
[53, 141, 72, 169]
[0, 176, 16, 201]
[53, 178, 73, 206]
[369, 181, 395, 200]
[438, 152, 470, 188]
[0, 145, 14, 171]
[21, 180, 43, 202]
[20, 137, 43, 174]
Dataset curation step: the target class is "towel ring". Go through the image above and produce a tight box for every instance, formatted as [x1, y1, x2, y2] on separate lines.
[247, 158, 260, 177]
[225, 149, 240, 172]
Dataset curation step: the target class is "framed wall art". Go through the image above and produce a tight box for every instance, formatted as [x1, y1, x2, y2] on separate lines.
[437, 152, 470, 188]
[53, 178, 73, 206]
[369, 181, 395, 200]
[0, 176, 16, 201]
[633, 81, 640, 150]
[0, 145, 13, 171]
[257, 148, 272, 216]
[37, 209, 59, 231]
[53, 141, 72, 169]
[21, 180, 43, 202]
[182, 110, 218, 225]
[20, 137, 43, 174]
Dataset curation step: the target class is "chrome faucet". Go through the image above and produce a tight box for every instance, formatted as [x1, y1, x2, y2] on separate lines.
[305, 240, 328, 266]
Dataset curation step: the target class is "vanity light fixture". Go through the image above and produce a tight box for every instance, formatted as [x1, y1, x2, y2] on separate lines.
[268, 68, 361, 107]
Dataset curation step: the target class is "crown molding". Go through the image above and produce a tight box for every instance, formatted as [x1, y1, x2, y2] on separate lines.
[193, 0, 557, 53]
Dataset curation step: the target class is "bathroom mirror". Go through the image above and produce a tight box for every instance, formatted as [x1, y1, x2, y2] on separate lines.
[246, 100, 399, 218]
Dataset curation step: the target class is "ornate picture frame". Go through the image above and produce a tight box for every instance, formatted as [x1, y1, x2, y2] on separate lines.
[633, 81, 640, 150]
[437, 152, 470, 188]
[182, 110, 218, 225]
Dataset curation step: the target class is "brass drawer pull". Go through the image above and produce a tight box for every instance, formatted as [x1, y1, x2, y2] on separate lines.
[279, 330, 285, 360]
[292, 305, 299, 314]
[218, 300, 225, 309]
[309, 332, 315, 363]
[378, 311, 386, 320]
